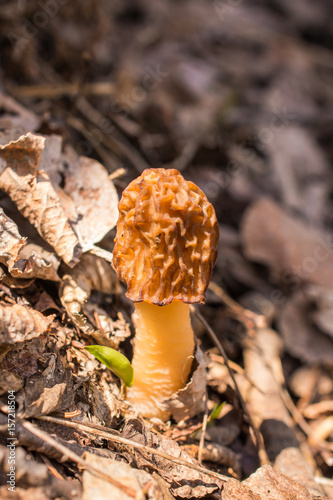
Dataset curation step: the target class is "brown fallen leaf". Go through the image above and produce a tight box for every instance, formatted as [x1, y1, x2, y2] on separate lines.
[82, 452, 170, 500]
[62, 149, 119, 249]
[0, 369, 23, 395]
[265, 126, 329, 225]
[279, 288, 333, 367]
[241, 198, 333, 290]
[0, 266, 35, 289]
[243, 464, 323, 500]
[160, 346, 209, 423]
[10, 245, 60, 282]
[0, 133, 82, 267]
[0, 207, 26, 270]
[0, 210, 59, 284]
[122, 418, 221, 498]
[306, 285, 333, 340]
[222, 465, 322, 500]
[59, 253, 119, 343]
[0, 303, 54, 344]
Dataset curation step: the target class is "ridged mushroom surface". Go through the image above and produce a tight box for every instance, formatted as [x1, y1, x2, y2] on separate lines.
[113, 168, 219, 305]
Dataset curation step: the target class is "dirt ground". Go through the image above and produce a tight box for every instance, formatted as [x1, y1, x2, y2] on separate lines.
[0, 1, 333, 499]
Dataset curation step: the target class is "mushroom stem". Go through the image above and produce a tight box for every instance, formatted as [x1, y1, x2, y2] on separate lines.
[126, 300, 195, 420]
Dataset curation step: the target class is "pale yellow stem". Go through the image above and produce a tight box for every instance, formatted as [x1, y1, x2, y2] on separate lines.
[126, 300, 195, 420]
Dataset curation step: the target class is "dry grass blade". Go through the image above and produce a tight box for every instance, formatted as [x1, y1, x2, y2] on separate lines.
[37, 415, 229, 483]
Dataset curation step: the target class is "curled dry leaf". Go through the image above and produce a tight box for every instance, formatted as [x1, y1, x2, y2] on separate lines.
[63, 150, 119, 249]
[0, 207, 26, 269]
[0, 268, 35, 288]
[0, 303, 54, 344]
[0, 133, 82, 267]
[0, 210, 59, 284]
[11, 244, 60, 282]
[160, 346, 209, 423]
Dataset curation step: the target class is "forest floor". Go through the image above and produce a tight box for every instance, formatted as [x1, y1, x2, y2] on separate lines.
[0, 1, 333, 498]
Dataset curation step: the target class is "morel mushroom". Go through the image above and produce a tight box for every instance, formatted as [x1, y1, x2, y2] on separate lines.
[112, 168, 219, 420]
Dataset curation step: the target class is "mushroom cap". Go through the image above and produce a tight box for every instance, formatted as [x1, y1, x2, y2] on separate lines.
[112, 168, 219, 305]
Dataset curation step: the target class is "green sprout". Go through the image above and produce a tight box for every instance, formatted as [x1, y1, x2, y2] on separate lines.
[208, 402, 225, 424]
[85, 345, 133, 387]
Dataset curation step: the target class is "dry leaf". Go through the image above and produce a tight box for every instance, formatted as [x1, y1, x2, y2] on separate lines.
[10, 245, 60, 282]
[88, 373, 122, 427]
[222, 464, 321, 499]
[122, 418, 220, 498]
[0, 303, 54, 344]
[82, 452, 169, 500]
[59, 253, 118, 340]
[0, 266, 35, 289]
[38, 134, 64, 187]
[160, 346, 209, 423]
[242, 464, 320, 500]
[241, 197, 333, 289]
[279, 288, 333, 366]
[306, 285, 333, 339]
[265, 126, 329, 225]
[0, 133, 82, 266]
[63, 150, 119, 249]
[0, 207, 26, 269]
[0, 369, 23, 395]
[22, 367, 73, 418]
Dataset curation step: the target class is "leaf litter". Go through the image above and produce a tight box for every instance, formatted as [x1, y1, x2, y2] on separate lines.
[1, 1, 333, 498]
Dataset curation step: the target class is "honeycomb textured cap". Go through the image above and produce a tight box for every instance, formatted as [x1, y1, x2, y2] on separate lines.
[112, 168, 219, 305]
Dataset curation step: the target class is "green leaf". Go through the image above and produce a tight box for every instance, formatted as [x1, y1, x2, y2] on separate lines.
[85, 345, 133, 387]
[208, 402, 225, 423]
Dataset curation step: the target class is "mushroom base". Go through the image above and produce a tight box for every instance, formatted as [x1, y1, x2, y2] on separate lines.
[126, 300, 195, 421]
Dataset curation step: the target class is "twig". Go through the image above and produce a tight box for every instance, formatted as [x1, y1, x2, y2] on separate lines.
[109, 167, 127, 181]
[0, 406, 139, 499]
[75, 96, 150, 173]
[9, 82, 116, 99]
[191, 306, 270, 466]
[198, 392, 208, 465]
[37, 415, 229, 483]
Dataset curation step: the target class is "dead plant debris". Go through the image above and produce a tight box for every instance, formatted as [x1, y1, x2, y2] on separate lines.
[0, 0, 333, 498]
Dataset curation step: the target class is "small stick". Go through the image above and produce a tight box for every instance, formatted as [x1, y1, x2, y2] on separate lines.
[109, 167, 127, 181]
[37, 415, 229, 484]
[10, 82, 116, 99]
[198, 391, 209, 465]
